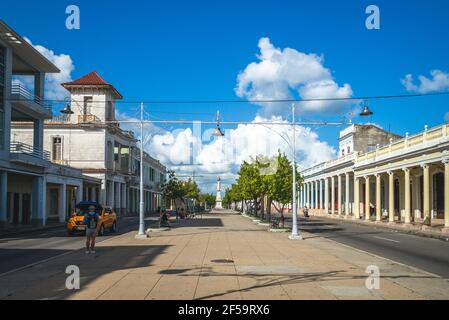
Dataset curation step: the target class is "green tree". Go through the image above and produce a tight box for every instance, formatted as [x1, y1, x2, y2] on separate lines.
[267, 152, 302, 226]
[199, 193, 215, 208]
[161, 171, 187, 207]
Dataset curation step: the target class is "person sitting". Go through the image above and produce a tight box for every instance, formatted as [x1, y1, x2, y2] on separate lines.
[160, 210, 171, 227]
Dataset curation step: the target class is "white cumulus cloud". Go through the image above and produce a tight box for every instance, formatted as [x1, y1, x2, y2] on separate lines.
[21, 37, 75, 100]
[235, 37, 354, 116]
[147, 116, 336, 192]
[401, 70, 449, 94]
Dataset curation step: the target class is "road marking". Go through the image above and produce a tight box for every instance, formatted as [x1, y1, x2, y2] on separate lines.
[373, 236, 400, 243]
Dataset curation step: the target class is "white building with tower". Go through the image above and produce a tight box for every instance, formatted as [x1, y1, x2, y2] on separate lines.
[0, 20, 101, 228]
[12, 70, 166, 217]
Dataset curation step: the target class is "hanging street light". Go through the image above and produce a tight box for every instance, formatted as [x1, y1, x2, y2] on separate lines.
[213, 110, 225, 137]
[60, 100, 74, 115]
[360, 102, 374, 117]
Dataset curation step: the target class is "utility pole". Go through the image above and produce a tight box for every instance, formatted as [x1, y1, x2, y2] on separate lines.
[138, 102, 145, 236]
[289, 103, 302, 240]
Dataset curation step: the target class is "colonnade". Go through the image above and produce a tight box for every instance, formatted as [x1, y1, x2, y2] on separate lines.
[299, 159, 449, 228]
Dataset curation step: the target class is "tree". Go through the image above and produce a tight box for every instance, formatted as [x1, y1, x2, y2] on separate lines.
[236, 160, 264, 215]
[183, 178, 200, 200]
[199, 193, 215, 208]
[161, 171, 187, 207]
[267, 152, 302, 226]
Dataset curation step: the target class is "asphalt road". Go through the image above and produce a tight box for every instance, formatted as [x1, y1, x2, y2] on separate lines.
[285, 215, 449, 278]
[0, 216, 143, 275]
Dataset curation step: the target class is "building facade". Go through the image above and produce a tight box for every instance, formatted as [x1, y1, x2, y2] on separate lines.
[300, 123, 449, 232]
[0, 20, 101, 228]
[12, 71, 166, 216]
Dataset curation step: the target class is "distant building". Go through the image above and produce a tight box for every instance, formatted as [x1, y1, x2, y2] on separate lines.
[12, 71, 166, 217]
[300, 123, 449, 232]
[0, 20, 101, 228]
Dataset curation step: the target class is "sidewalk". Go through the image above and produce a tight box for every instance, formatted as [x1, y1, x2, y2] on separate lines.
[304, 210, 449, 241]
[1, 212, 448, 300]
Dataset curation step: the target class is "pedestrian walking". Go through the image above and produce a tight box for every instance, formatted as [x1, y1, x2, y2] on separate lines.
[83, 205, 99, 254]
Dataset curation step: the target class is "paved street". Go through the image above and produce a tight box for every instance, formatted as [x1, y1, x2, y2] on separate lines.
[1, 212, 448, 300]
[282, 215, 449, 278]
[0, 216, 143, 275]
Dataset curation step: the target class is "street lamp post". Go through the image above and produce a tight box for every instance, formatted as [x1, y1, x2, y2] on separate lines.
[289, 103, 302, 240]
[138, 102, 145, 236]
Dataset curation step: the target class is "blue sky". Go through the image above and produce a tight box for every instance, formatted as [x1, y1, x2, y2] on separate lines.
[3, 0, 449, 189]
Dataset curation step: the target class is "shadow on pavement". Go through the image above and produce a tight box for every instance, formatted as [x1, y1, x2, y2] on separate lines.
[156, 266, 438, 300]
[0, 244, 171, 300]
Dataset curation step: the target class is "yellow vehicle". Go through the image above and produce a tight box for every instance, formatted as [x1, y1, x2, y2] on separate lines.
[66, 201, 118, 236]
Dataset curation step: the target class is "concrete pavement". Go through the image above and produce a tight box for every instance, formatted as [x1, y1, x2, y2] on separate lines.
[1, 212, 448, 300]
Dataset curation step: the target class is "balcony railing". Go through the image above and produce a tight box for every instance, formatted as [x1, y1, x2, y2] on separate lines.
[78, 114, 100, 123]
[356, 123, 449, 165]
[10, 142, 50, 161]
[11, 82, 52, 113]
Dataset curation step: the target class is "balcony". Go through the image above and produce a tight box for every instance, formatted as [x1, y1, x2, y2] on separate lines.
[11, 82, 52, 119]
[10, 142, 50, 167]
[356, 123, 449, 167]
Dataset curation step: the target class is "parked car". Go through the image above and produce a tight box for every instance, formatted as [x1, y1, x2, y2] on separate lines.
[66, 201, 118, 236]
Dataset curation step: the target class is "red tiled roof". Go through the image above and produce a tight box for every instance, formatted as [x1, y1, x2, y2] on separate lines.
[62, 71, 123, 99]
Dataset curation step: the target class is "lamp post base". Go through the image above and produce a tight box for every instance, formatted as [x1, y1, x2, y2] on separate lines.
[289, 234, 303, 240]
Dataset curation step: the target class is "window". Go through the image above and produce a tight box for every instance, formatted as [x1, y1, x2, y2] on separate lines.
[107, 101, 114, 121]
[367, 144, 377, 152]
[52, 137, 62, 161]
[83, 96, 93, 115]
[347, 146, 351, 154]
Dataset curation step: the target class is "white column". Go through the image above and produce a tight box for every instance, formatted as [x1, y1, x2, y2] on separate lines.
[33, 119, 44, 152]
[314, 180, 319, 209]
[310, 182, 314, 209]
[403, 168, 411, 224]
[365, 176, 371, 221]
[58, 184, 67, 223]
[122, 184, 127, 216]
[330, 176, 335, 214]
[354, 176, 360, 219]
[319, 179, 324, 211]
[324, 178, 329, 213]
[422, 164, 431, 225]
[100, 179, 107, 206]
[345, 173, 350, 216]
[388, 171, 395, 223]
[32, 176, 46, 226]
[116, 182, 121, 211]
[76, 184, 83, 204]
[337, 174, 342, 215]
[376, 174, 381, 222]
